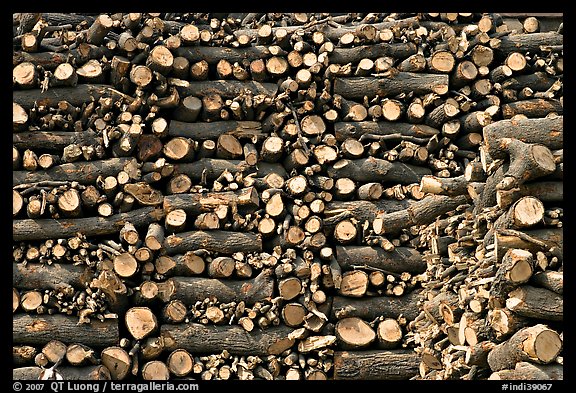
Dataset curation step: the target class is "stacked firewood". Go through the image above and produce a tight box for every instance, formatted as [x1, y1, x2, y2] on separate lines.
[13, 12, 562, 381]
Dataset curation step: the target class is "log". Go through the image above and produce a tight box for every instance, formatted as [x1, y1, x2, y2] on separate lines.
[13, 206, 164, 241]
[13, 84, 132, 109]
[331, 289, 422, 321]
[13, 262, 89, 295]
[163, 268, 274, 305]
[163, 230, 262, 255]
[174, 159, 287, 181]
[334, 121, 439, 142]
[489, 361, 563, 380]
[333, 350, 420, 380]
[494, 228, 563, 261]
[13, 314, 119, 347]
[335, 317, 376, 349]
[13, 365, 111, 380]
[13, 130, 101, 152]
[531, 270, 563, 295]
[496, 181, 563, 209]
[161, 323, 294, 356]
[173, 79, 278, 98]
[483, 116, 563, 158]
[336, 246, 427, 274]
[176, 45, 277, 64]
[487, 324, 562, 371]
[376, 318, 403, 349]
[506, 285, 563, 321]
[168, 120, 263, 140]
[329, 42, 417, 64]
[333, 73, 449, 100]
[101, 347, 131, 380]
[13, 157, 135, 186]
[324, 199, 412, 225]
[125, 307, 158, 340]
[327, 157, 432, 184]
[494, 32, 563, 54]
[373, 194, 469, 235]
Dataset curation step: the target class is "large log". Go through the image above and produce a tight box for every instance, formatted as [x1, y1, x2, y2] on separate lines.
[163, 230, 262, 255]
[174, 159, 287, 181]
[13, 130, 101, 151]
[329, 42, 417, 64]
[487, 324, 562, 371]
[13, 206, 164, 241]
[13, 84, 131, 109]
[331, 289, 423, 321]
[327, 157, 431, 184]
[168, 120, 263, 140]
[483, 116, 563, 158]
[162, 268, 274, 305]
[161, 323, 295, 356]
[176, 45, 276, 64]
[324, 199, 412, 225]
[13, 314, 119, 347]
[336, 246, 427, 274]
[173, 80, 278, 98]
[334, 122, 439, 142]
[163, 188, 260, 215]
[494, 32, 563, 55]
[13, 262, 90, 295]
[333, 73, 449, 100]
[506, 285, 563, 321]
[13, 365, 111, 380]
[373, 194, 469, 235]
[333, 350, 420, 380]
[13, 157, 135, 185]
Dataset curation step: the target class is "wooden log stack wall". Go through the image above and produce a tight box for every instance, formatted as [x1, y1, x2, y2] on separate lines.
[12, 12, 563, 381]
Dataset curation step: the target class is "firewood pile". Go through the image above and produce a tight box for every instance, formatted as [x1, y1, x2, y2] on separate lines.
[12, 12, 563, 381]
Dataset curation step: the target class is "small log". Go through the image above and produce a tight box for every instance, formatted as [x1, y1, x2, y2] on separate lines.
[489, 248, 534, 306]
[487, 324, 562, 371]
[13, 314, 119, 346]
[161, 323, 294, 356]
[333, 350, 420, 380]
